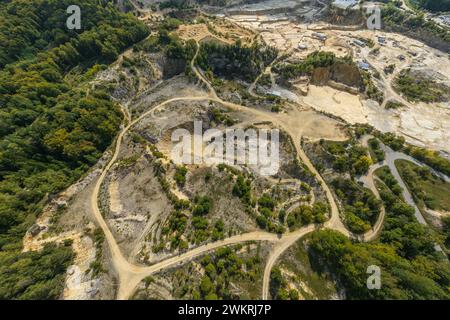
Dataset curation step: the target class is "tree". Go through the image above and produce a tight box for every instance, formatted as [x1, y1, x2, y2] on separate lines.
[256, 215, 268, 229]
[200, 276, 214, 297]
[353, 156, 372, 175]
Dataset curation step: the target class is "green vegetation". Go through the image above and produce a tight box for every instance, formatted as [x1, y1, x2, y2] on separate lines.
[174, 166, 188, 187]
[192, 196, 213, 216]
[0, 0, 145, 68]
[375, 166, 403, 197]
[209, 108, 236, 126]
[376, 132, 450, 176]
[368, 138, 386, 163]
[382, 4, 450, 52]
[256, 194, 285, 234]
[271, 236, 338, 300]
[394, 69, 450, 103]
[133, 18, 196, 77]
[409, 0, 450, 12]
[257, 73, 272, 87]
[332, 178, 381, 234]
[378, 179, 438, 259]
[258, 195, 276, 211]
[312, 174, 450, 297]
[320, 140, 372, 176]
[196, 41, 277, 82]
[190, 216, 225, 245]
[443, 217, 450, 253]
[231, 172, 287, 234]
[156, 187, 219, 250]
[0, 243, 73, 299]
[159, 0, 194, 10]
[191, 246, 262, 300]
[405, 146, 450, 177]
[275, 51, 342, 79]
[385, 100, 406, 110]
[376, 132, 406, 151]
[88, 228, 105, 277]
[278, 180, 450, 300]
[232, 174, 252, 205]
[309, 229, 450, 299]
[362, 71, 384, 104]
[136, 244, 264, 300]
[0, 0, 148, 248]
[275, 51, 366, 91]
[287, 203, 328, 231]
[0, 0, 148, 299]
[269, 267, 299, 300]
[159, 210, 188, 251]
[396, 160, 450, 212]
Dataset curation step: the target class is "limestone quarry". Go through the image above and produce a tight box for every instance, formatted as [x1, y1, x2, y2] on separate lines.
[16, 0, 450, 302]
[224, 2, 450, 153]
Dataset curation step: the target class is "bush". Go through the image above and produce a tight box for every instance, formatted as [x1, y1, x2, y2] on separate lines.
[192, 196, 213, 216]
[332, 178, 381, 233]
[174, 166, 188, 187]
[232, 175, 252, 204]
[309, 229, 450, 299]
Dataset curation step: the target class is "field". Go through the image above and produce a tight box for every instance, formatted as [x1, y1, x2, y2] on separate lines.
[396, 160, 450, 214]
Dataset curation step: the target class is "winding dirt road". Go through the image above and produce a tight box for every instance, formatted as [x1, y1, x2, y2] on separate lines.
[88, 47, 352, 300]
[87, 42, 443, 301]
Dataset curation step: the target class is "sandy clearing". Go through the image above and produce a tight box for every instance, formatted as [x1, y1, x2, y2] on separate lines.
[303, 85, 367, 124]
[362, 100, 450, 152]
[109, 181, 124, 216]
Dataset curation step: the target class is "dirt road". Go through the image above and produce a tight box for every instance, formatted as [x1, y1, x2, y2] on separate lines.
[89, 44, 406, 301]
[87, 44, 368, 300]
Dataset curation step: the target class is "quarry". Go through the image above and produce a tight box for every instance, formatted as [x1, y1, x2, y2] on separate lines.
[220, 1, 450, 153]
[13, 0, 450, 302]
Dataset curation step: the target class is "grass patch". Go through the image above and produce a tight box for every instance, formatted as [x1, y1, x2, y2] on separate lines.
[368, 138, 385, 163]
[374, 166, 403, 197]
[396, 160, 450, 212]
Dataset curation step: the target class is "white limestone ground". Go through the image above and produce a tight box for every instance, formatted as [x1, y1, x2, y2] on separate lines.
[226, 12, 450, 152]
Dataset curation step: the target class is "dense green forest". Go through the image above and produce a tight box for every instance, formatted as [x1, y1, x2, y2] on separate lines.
[275, 51, 346, 79]
[0, 243, 73, 299]
[274, 51, 369, 95]
[308, 170, 450, 299]
[0, 0, 148, 299]
[309, 228, 449, 299]
[332, 178, 381, 234]
[320, 140, 372, 176]
[196, 41, 277, 82]
[410, 0, 450, 12]
[394, 69, 450, 103]
[381, 4, 450, 52]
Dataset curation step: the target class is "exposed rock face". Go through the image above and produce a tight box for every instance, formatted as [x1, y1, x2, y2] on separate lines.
[207, 54, 261, 81]
[310, 63, 362, 91]
[29, 224, 43, 237]
[311, 67, 330, 85]
[324, 5, 365, 26]
[330, 63, 363, 89]
[162, 58, 186, 79]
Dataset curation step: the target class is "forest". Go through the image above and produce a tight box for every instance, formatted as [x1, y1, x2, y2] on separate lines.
[376, 132, 450, 176]
[196, 40, 278, 82]
[0, 0, 148, 299]
[411, 0, 450, 12]
[332, 178, 381, 234]
[381, 3, 450, 52]
[309, 181, 449, 299]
